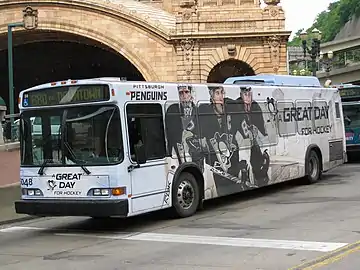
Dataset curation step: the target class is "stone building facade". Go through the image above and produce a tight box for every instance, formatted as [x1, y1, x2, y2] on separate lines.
[0, 0, 291, 83]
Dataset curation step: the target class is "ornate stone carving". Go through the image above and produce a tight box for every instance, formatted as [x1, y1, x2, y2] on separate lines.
[179, 0, 197, 20]
[227, 44, 236, 57]
[269, 7, 279, 17]
[180, 39, 195, 78]
[22, 6, 38, 30]
[264, 0, 280, 5]
[268, 35, 281, 73]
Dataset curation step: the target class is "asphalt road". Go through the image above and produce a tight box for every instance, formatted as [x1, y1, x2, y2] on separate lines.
[1, 163, 360, 270]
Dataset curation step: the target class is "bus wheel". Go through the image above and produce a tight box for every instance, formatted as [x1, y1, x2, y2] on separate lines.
[172, 172, 200, 218]
[305, 150, 321, 184]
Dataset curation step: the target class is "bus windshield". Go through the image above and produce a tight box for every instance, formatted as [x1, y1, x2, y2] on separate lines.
[20, 105, 123, 167]
[343, 103, 360, 128]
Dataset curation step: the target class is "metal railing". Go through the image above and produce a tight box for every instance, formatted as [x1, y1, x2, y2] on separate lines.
[2, 113, 20, 143]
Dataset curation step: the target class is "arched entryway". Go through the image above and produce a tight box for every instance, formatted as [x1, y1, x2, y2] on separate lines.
[0, 0, 177, 113]
[0, 30, 146, 114]
[207, 59, 255, 83]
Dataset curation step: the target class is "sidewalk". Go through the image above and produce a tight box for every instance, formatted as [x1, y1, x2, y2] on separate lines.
[0, 147, 33, 225]
[0, 149, 20, 187]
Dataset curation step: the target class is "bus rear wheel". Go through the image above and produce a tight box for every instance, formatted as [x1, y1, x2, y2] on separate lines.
[304, 150, 321, 184]
[171, 172, 200, 218]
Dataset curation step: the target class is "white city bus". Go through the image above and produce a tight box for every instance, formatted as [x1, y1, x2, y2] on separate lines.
[15, 75, 346, 218]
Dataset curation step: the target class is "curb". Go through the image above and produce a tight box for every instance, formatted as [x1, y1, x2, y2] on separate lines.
[0, 216, 38, 226]
[0, 182, 20, 189]
[0, 184, 39, 226]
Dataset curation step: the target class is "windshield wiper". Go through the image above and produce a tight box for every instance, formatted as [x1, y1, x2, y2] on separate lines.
[38, 159, 52, 175]
[64, 142, 91, 175]
[36, 133, 56, 175]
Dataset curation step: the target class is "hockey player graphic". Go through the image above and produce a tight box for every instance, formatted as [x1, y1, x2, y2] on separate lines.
[165, 85, 203, 171]
[236, 86, 270, 187]
[198, 86, 251, 196]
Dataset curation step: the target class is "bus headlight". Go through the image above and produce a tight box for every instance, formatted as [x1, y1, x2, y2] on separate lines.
[89, 187, 126, 196]
[22, 188, 43, 196]
[93, 188, 110, 196]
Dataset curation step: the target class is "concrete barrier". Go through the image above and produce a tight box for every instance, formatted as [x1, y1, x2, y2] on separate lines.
[0, 184, 36, 225]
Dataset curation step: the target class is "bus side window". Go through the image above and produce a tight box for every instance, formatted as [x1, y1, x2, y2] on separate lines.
[312, 99, 329, 129]
[296, 100, 312, 136]
[335, 102, 341, 119]
[277, 101, 296, 137]
[126, 104, 166, 161]
[128, 117, 142, 157]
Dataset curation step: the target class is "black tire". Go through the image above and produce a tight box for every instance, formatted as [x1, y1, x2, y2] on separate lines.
[304, 150, 322, 184]
[171, 172, 200, 218]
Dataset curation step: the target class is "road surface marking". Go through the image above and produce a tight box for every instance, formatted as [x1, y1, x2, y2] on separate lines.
[289, 240, 360, 269]
[0, 226, 43, 233]
[125, 233, 347, 252]
[56, 232, 347, 252]
[0, 226, 348, 252]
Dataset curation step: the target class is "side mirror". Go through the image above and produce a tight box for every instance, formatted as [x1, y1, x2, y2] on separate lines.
[134, 143, 146, 164]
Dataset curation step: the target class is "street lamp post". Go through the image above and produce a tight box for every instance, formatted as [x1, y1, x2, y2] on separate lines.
[319, 51, 334, 76]
[7, 6, 38, 142]
[299, 28, 322, 77]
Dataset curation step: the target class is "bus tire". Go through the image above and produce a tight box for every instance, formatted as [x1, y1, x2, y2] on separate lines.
[304, 150, 321, 184]
[171, 172, 200, 218]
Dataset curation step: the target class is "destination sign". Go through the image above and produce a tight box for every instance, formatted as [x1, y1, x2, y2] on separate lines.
[339, 87, 360, 98]
[22, 84, 110, 107]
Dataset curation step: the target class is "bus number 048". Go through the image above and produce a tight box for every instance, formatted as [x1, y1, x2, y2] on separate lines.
[21, 178, 33, 187]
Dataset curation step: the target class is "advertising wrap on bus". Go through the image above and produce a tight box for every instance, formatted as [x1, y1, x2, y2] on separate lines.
[14, 76, 346, 219]
[345, 128, 360, 145]
[20, 173, 110, 198]
[343, 102, 360, 149]
[337, 84, 360, 155]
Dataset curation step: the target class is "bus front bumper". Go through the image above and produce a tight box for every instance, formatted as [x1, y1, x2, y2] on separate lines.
[14, 199, 129, 217]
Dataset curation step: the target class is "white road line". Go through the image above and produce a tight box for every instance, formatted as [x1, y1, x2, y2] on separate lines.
[0, 226, 43, 233]
[125, 233, 348, 252]
[56, 232, 348, 252]
[1, 226, 348, 252]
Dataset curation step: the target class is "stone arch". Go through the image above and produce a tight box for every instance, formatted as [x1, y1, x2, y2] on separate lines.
[0, 30, 148, 113]
[0, 0, 177, 81]
[201, 45, 262, 82]
[0, 26, 157, 82]
[207, 59, 255, 83]
[0, 0, 176, 38]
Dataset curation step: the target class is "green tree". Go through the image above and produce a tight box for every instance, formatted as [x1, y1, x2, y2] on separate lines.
[287, 29, 304, 47]
[287, 0, 360, 46]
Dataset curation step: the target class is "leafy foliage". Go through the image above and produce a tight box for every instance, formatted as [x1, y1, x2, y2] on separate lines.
[288, 0, 360, 46]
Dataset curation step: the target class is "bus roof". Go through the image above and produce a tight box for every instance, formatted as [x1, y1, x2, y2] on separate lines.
[334, 83, 360, 100]
[223, 74, 322, 88]
[332, 83, 360, 89]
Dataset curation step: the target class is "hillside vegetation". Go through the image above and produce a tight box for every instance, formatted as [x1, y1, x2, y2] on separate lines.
[288, 0, 360, 46]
